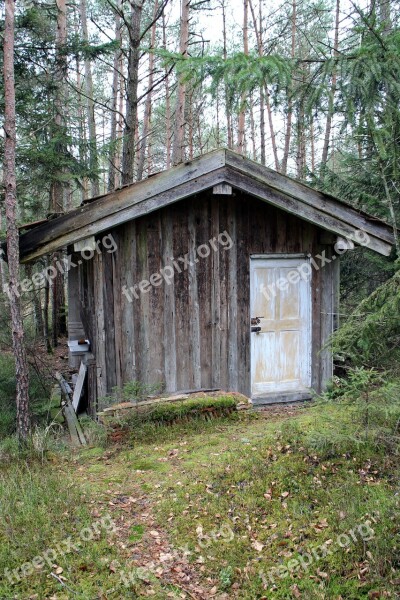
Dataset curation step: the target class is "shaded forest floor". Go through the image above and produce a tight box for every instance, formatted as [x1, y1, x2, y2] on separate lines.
[0, 405, 399, 599]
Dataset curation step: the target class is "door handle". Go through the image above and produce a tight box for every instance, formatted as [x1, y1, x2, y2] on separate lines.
[251, 316, 264, 325]
[251, 326, 261, 333]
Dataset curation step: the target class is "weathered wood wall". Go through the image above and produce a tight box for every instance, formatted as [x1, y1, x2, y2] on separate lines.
[77, 191, 336, 402]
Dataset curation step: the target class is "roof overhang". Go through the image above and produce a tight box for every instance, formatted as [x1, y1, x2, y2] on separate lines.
[15, 149, 395, 262]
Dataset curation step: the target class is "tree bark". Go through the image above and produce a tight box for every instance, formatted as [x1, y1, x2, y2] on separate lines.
[172, 0, 190, 165]
[281, 0, 296, 174]
[321, 0, 339, 167]
[108, 0, 122, 191]
[79, 0, 100, 196]
[137, 0, 158, 181]
[3, 0, 31, 440]
[236, 0, 248, 154]
[51, 0, 68, 347]
[121, 0, 143, 185]
[162, 10, 172, 168]
[221, 0, 233, 149]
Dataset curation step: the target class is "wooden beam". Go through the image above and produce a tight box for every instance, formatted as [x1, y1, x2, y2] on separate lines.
[55, 372, 87, 446]
[19, 150, 227, 261]
[72, 362, 87, 412]
[225, 150, 395, 245]
[225, 170, 393, 256]
[213, 183, 232, 195]
[74, 236, 96, 252]
[17, 148, 395, 261]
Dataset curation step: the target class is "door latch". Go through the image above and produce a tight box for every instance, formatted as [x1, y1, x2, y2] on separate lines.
[251, 316, 264, 326]
[251, 316, 263, 334]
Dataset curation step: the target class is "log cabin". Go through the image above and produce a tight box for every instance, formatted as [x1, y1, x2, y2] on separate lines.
[17, 149, 395, 412]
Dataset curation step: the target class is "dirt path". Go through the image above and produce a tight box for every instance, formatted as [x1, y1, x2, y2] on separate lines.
[79, 452, 229, 599]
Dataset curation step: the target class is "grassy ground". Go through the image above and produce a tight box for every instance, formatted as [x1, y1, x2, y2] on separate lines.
[0, 403, 399, 599]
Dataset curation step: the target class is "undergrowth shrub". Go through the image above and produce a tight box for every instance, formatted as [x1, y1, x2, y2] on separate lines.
[332, 269, 400, 373]
[280, 368, 400, 459]
[98, 379, 165, 411]
[0, 354, 52, 439]
[115, 395, 237, 427]
[79, 416, 108, 447]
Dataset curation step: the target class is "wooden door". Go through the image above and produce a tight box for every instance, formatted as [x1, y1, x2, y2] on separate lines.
[250, 256, 311, 397]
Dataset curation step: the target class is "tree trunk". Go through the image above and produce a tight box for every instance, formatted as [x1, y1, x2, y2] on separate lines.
[281, 0, 296, 174]
[3, 0, 31, 440]
[137, 0, 158, 181]
[121, 0, 143, 185]
[26, 264, 44, 338]
[310, 117, 315, 171]
[249, 94, 257, 160]
[172, 0, 190, 166]
[321, 0, 339, 167]
[249, 0, 278, 168]
[74, 6, 88, 201]
[114, 59, 125, 188]
[79, 0, 100, 196]
[51, 0, 68, 347]
[162, 10, 172, 168]
[108, 0, 122, 191]
[236, 0, 248, 154]
[296, 98, 306, 178]
[43, 258, 52, 353]
[221, 0, 233, 149]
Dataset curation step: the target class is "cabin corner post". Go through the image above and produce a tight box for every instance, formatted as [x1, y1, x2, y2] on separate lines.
[319, 245, 339, 391]
[67, 256, 85, 368]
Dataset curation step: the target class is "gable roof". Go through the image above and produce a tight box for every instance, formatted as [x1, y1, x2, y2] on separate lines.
[17, 148, 395, 261]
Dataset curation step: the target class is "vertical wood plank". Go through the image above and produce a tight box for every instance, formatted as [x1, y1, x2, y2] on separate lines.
[120, 221, 137, 383]
[197, 198, 213, 388]
[136, 219, 150, 385]
[146, 212, 164, 386]
[112, 230, 123, 389]
[162, 211, 177, 391]
[93, 252, 107, 399]
[218, 199, 229, 390]
[103, 245, 117, 392]
[173, 203, 191, 389]
[188, 206, 201, 389]
[238, 197, 250, 395]
[227, 199, 238, 391]
[211, 197, 221, 388]
[320, 245, 334, 389]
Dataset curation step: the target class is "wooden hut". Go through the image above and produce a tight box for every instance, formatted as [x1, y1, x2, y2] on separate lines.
[18, 150, 395, 410]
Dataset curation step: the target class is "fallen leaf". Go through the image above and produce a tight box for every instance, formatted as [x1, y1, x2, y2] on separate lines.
[252, 540, 264, 552]
[292, 584, 301, 598]
[149, 530, 160, 537]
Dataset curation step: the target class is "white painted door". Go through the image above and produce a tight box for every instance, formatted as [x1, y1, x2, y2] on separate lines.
[250, 256, 311, 396]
